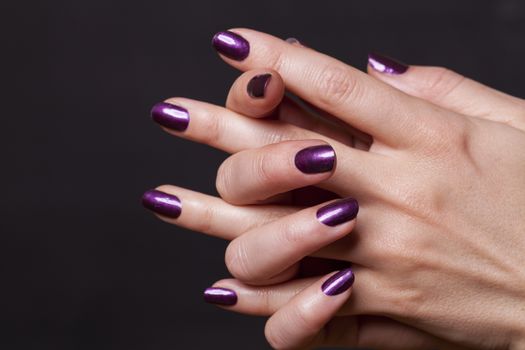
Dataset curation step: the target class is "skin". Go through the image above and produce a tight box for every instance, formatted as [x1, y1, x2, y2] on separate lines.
[147, 29, 525, 349]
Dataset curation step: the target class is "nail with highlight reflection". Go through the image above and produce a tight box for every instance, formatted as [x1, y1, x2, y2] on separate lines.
[142, 189, 182, 218]
[322, 268, 355, 296]
[151, 102, 189, 131]
[295, 144, 335, 174]
[368, 52, 408, 75]
[204, 287, 238, 306]
[212, 30, 250, 61]
[316, 198, 359, 227]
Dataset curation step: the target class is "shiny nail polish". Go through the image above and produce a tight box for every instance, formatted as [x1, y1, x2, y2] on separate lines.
[142, 189, 182, 218]
[204, 287, 237, 306]
[322, 268, 355, 296]
[317, 198, 359, 227]
[368, 52, 408, 74]
[247, 73, 272, 98]
[295, 145, 335, 174]
[212, 31, 250, 61]
[150, 102, 189, 132]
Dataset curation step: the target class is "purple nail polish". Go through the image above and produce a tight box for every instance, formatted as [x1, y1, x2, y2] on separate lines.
[151, 102, 189, 132]
[247, 73, 272, 98]
[295, 145, 335, 174]
[142, 189, 182, 218]
[322, 268, 355, 296]
[212, 30, 250, 61]
[317, 198, 359, 227]
[368, 52, 408, 75]
[204, 287, 237, 306]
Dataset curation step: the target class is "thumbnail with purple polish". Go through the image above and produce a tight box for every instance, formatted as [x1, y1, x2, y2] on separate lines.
[151, 102, 189, 131]
[247, 73, 272, 98]
[322, 268, 355, 296]
[317, 198, 359, 227]
[204, 287, 237, 306]
[212, 31, 250, 61]
[142, 189, 182, 218]
[295, 145, 335, 174]
[368, 52, 409, 75]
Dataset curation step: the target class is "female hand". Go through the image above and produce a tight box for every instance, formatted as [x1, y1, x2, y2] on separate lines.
[144, 29, 525, 348]
[206, 29, 525, 349]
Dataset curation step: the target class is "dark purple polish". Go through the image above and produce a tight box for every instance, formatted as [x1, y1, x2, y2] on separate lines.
[322, 268, 355, 296]
[368, 52, 409, 75]
[294, 145, 335, 174]
[212, 31, 250, 61]
[142, 189, 182, 218]
[150, 102, 189, 132]
[316, 198, 359, 227]
[204, 287, 237, 306]
[247, 73, 272, 98]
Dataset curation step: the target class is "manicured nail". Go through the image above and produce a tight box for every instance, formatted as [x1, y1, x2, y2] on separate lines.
[247, 73, 272, 98]
[204, 287, 237, 306]
[317, 198, 359, 227]
[142, 189, 182, 218]
[368, 52, 408, 75]
[295, 145, 335, 174]
[285, 37, 301, 45]
[150, 102, 189, 132]
[212, 30, 250, 61]
[322, 268, 355, 296]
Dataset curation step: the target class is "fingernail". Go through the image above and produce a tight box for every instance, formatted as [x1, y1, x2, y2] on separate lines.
[142, 189, 182, 218]
[317, 198, 359, 227]
[204, 287, 238, 306]
[368, 52, 408, 75]
[150, 102, 189, 132]
[247, 73, 272, 98]
[295, 145, 336, 174]
[322, 268, 355, 296]
[212, 30, 250, 61]
[285, 37, 301, 45]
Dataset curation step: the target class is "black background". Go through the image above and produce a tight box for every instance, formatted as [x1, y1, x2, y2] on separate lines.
[1, 0, 525, 349]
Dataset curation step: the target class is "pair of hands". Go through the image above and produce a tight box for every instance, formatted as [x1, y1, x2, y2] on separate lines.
[143, 28, 525, 349]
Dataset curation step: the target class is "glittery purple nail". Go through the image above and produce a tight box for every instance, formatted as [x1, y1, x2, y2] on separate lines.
[212, 31, 250, 61]
[142, 189, 182, 218]
[150, 102, 189, 132]
[321, 268, 354, 296]
[294, 145, 335, 174]
[368, 52, 408, 75]
[316, 198, 359, 227]
[204, 287, 237, 306]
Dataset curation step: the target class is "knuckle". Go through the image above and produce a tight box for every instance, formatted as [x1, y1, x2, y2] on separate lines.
[215, 159, 234, 200]
[264, 322, 290, 350]
[253, 151, 279, 189]
[316, 64, 358, 107]
[420, 67, 465, 102]
[199, 107, 225, 146]
[224, 239, 253, 281]
[193, 204, 216, 235]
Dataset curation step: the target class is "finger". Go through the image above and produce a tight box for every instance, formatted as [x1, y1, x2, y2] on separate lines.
[142, 185, 296, 240]
[225, 69, 357, 146]
[264, 269, 354, 349]
[225, 69, 284, 118]
[216, 140, 336, 205]
[367, 53, 525, 129]
[205, 276, 470, 350]
[150, 98, 387, 199]
[212, 29, 451, 148]
[225, 198, 358, 283]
